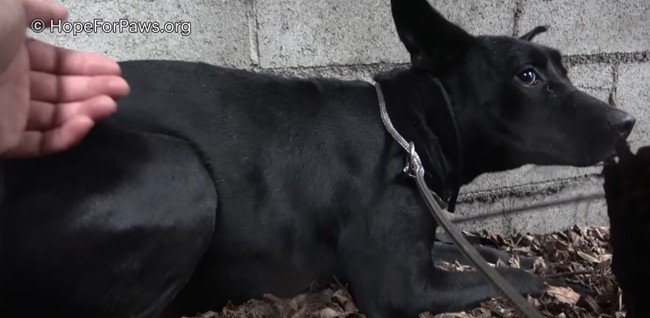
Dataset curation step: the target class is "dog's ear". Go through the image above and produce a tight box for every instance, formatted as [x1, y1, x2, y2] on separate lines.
[519, 25, 548, 41]
[391, 0, 474, 72]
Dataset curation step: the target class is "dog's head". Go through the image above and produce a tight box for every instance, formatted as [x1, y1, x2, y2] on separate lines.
[391, 0, 635, 177]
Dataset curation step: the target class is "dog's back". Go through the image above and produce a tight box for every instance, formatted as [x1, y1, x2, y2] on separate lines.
[111, 60, 380, 152]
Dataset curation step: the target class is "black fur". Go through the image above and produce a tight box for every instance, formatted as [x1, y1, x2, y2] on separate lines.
[0, 0, 635, 317]
[604, 145, 650, 318]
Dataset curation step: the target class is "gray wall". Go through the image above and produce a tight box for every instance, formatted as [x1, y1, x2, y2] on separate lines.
[32, 0, 650, 234]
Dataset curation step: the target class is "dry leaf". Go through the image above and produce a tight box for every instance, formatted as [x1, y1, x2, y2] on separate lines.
[432, 313, 469, 318]
[319, 307, 341, 318]
[333, 289, 358, 313]
[577, 250, 600, 263]
[545, 285, 581, 305]
[581, 295, 603, 314]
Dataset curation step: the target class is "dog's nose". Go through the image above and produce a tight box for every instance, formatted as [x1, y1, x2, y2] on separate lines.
[614, 113, 636, 139]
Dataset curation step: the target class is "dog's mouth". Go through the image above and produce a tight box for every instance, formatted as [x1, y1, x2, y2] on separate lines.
[575, 137, 634, 167]
[602, 141, 635, 167]
[565, 147, 620, 167]
[600, 152, 619, 166]
[574, 151, 618, 167]
[524, 137, 622, 167]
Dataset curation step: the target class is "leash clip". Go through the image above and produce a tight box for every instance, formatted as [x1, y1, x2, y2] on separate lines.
[403, 142, 422, 178]
[404, 142, 448, 210]
[402, 142, 418, 178]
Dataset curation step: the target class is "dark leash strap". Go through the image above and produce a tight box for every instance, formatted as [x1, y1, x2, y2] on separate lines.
[374, 81, 544, 318]
[429, 75, 462, 212]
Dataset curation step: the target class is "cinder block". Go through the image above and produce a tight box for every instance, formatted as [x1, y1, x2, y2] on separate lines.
[29, 0, 252, 67]
[568, 63, 613, 102]
[455, 176, 608, 235]
[256, 0, 407, 68]
[430, 0, 517, 36]
[255, 63, 408, 81]
[256, 0, 517, 68]
[462, 165, 600, 193]
[518, 0, 650, 55]
[616, 62, 650, 151]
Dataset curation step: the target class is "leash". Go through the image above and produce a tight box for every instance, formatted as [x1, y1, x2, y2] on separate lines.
[374, 81, 544, 318]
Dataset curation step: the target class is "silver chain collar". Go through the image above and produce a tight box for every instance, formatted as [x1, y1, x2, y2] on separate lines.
[374, 82, 448, 209]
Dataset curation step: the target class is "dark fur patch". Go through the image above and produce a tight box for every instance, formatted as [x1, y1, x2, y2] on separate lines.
[604, 145, 650, 318]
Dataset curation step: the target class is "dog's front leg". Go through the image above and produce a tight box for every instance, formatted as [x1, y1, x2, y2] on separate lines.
[339, 190, 543, 318]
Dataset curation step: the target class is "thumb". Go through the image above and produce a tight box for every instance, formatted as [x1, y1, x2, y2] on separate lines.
[0, 0, 27, 73]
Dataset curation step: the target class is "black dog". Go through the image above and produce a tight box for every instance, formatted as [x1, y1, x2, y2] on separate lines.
[0, 0, 635, 317]
[604, 145, 650, 318]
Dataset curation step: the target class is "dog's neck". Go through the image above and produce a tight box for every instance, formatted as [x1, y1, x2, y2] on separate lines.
[439, 74, 532, 183]
[374, 69, 462, 208]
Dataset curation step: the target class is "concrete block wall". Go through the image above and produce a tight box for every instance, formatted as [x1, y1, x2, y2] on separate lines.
[31, 0, 649, 234]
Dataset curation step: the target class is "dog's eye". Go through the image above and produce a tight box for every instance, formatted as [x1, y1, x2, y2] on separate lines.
[516, 69, 539, 86]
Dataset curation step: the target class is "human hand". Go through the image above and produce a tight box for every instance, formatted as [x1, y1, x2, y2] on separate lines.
[0, 0, 129, 157]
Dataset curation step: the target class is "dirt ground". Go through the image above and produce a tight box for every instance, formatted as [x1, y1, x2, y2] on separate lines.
[186, 226, 625, 318]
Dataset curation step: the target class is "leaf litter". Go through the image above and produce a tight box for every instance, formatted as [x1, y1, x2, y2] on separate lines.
[185, 226, 626, 318]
